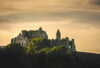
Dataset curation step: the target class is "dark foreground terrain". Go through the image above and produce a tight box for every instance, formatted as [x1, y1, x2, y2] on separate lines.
[0, 48, 100, 68]
[0, 38, 100, 68]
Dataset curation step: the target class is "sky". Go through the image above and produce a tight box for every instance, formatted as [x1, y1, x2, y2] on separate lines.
[0, 0, 100, 54]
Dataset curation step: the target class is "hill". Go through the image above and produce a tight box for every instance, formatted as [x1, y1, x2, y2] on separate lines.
[0, 32, 99, 68]
[0, 43, 100, 68]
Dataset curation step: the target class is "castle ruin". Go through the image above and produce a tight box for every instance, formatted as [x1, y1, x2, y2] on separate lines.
[11, 27, 48, 47]
[11, 27, 76, 54]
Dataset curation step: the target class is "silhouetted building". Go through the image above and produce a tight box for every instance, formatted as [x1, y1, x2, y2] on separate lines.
[11, 27, 76, 54]
[11, 27, 48, 47]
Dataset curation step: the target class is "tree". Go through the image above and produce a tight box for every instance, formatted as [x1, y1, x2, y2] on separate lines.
[26, 37, 51, 55]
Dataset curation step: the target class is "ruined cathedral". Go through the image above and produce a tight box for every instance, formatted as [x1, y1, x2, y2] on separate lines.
[11, 27, 76, 53]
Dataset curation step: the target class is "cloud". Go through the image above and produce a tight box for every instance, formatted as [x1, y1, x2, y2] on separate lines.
[90, 0, 100, 5]
[0, 0, 100, 14]
[0, 0, 100, 30]
[0, 11, 100, 28]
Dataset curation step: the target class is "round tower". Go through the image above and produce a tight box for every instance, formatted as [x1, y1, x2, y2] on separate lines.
[56, 29, 61, 40]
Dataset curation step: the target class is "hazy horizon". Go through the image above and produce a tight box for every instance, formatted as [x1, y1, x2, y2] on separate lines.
[0, 0, 100, 54]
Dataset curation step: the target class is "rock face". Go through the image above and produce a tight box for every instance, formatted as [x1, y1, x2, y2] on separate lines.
[11, 27, 48, 47]
[11, 27, 76, 54]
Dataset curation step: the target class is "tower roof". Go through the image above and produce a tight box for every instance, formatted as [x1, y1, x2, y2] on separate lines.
[57, 29, 61, 34]
[56, 29, 61, 40]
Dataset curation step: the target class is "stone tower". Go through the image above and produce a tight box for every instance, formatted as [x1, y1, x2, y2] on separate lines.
[56, 29, 61, 40]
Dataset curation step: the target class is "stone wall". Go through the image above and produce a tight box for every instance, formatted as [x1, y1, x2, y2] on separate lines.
[11, 28, 48, 47]
[51, 38, 76, 54]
